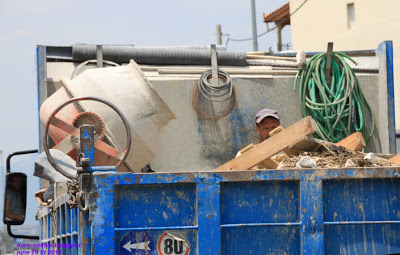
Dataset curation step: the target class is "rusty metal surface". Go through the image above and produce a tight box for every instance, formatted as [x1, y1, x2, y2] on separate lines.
[93, 167, 400, 184]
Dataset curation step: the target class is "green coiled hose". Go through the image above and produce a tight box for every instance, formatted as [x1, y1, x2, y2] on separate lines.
[294, 51, 375, 145]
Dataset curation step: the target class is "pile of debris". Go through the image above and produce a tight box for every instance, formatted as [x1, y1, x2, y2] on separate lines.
[277, 145, 396, 169]
[216, 116, 399, 171]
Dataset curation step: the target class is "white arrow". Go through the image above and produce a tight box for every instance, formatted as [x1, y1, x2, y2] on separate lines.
[123, 240, 151, 252]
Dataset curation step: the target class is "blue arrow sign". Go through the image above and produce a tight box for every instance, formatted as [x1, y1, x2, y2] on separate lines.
[120, 231, 154, 255]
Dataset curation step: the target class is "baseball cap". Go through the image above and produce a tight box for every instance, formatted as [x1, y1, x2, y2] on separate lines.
[255, 108, 280, 123]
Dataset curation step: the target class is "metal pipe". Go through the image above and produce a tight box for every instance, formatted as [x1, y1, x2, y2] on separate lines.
[216, 25, 222, 45]
[251, 0, 259, 51]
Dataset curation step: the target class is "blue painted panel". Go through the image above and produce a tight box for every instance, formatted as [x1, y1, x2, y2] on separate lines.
[197, 182, 221, 254]
[115, 183, 197, 228]
[71, 207, 78, 233]
[323, 179, 400, 222]
[221, 226, 301, 255]
[66, 204, 71, 234]
[115, 229, 197, 255]
[91, 177, 114, 254]
[300, 177, 324, 253]
[220, 181, 300, 224]
[89, 169, 400, 254]
[324, 224, 400, 254]
[383, 41, 397, 153]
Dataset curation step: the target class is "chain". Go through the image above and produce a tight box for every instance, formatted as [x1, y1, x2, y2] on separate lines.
[67, 181, 79, 208]
[76, 191, 89, 212]
[50, 202, 58, 245]
[67, 178, 89, 212]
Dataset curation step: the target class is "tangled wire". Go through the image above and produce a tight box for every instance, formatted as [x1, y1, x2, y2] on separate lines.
[192, 69, 236, 120]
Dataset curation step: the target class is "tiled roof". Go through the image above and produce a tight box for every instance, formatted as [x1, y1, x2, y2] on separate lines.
[263, 2, 290, 23]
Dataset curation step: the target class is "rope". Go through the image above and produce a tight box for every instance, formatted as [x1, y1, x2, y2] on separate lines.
[192, 69, 236, 120]
[294, 51, 375, 145]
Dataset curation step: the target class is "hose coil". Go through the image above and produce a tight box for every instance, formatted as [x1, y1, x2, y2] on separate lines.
[294, 52, 375, 145]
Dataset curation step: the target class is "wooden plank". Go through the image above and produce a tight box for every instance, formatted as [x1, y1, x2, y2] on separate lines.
[269, 126, 284, 137]
[246, 54, 297, 62]
[238, 143, 279, 169]
[215, 116, 317, 170]
[239, 143, 255, 154]
[158, 69, 298, 75]
[357, 151, 398, 166]
[335, 132, 366, 151]
[257, 158, 279, 169]
[289, 132, 365, 153]
[269, 126, 300, 156]
[388, 154, 400, 165]
[289, 136, 322, 152]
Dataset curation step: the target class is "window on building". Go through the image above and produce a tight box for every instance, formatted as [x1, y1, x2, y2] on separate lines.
[347, 3, 356, 29]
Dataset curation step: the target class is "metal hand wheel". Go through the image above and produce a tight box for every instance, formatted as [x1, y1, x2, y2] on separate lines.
[43, 96, 131, 179]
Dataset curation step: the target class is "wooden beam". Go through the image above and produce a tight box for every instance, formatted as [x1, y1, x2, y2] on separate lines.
[335, 132, 366, 151]
[269, 126, 300, 156]
[388, 154, 400, 165]
[289, 132, 366, 152]
[269, 126, 284, 137]
[357, 151, 398, 166]
[257, 158, 279, 169]
[215, 116, 317, 170]
[238, 143, 279, 169]
[158, 68, 298, 75]
[239, 143, 255, 154]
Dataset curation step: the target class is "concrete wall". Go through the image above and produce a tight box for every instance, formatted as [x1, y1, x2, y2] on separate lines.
[150, 73, 388, 172]
[150, 76, 302, 171]
[289, 0, 400, 132]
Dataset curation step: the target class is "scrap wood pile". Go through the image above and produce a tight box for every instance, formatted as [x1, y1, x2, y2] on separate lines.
[215, 116, 400, 171]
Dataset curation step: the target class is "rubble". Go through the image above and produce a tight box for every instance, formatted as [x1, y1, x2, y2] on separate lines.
[276, 145, 397, 169]
[295, 156, 317, 168]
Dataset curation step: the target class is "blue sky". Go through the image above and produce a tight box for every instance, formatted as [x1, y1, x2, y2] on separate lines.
[0, 0, 290, 233]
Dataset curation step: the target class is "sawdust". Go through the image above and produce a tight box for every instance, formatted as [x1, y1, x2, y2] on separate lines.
[277, 144, 397, 169]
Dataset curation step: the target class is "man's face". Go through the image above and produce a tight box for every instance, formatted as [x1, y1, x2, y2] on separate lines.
[256, 117, 280, 142]
[10, 177, 23, 192]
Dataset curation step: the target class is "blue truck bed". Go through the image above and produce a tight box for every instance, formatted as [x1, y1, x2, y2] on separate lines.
[38, 168, 400, 254]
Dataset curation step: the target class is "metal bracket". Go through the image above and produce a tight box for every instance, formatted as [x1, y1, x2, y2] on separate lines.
[325, 42, 333, 89]
[96, 45, 104, 68]
[210, 44, 219, 86]
[77, 125, 94, 174]
[77, 173, 90, 212]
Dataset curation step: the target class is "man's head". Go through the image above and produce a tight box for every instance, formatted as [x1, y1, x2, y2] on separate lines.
[255, 108, 280, 142]
[8, 175, 23, 192]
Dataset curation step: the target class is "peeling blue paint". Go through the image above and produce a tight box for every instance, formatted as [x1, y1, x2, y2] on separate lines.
[383, 41, 397, 153]
[228, 106, 255, 157]
[88, 168, 400, 254]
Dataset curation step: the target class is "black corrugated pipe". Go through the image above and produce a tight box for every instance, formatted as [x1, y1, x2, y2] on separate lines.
[72, 44, 247, 66]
